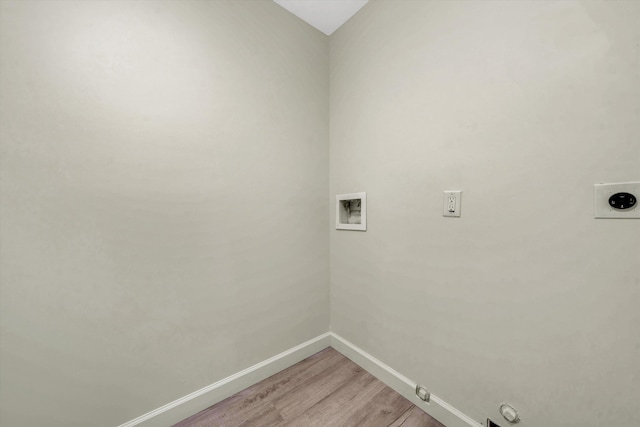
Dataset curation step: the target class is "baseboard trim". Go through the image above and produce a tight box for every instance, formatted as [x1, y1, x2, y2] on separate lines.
[118, 331, 481, 427]
[117, 332, 332, 427]
[330, 333, 483, 427]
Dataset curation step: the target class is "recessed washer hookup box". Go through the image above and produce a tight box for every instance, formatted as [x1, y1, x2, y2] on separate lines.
[336, 192, 366, 231]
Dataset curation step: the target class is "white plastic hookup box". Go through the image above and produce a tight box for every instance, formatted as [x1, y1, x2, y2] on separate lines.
[336, 192, 366, 231]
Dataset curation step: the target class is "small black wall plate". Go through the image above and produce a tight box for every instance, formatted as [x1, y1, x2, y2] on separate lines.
[487, 419, 502, 427]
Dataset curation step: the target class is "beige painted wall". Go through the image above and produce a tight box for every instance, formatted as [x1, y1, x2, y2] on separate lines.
[3, 0, 639, 426]
[0, 1, 329, 426]
[330, 1, 639, 426]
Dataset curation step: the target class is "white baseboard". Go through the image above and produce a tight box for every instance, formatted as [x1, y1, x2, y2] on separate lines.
[330, 333, 483, 427]
[118, 331, 481, 427]
[117, 332, 332, 427]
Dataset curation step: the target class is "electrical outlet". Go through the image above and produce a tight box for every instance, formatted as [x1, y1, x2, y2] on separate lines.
[447, 195, 456, 212]
[594, 182, 640, 218]
[443, 191, 462, 217]
[415, 385, 430, 402]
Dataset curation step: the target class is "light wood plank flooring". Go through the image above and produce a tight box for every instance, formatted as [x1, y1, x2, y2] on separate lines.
[174, 347, 445, 427]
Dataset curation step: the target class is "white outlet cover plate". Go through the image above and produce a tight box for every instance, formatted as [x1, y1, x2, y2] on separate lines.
[594, 182, 640, 218]
[443, 190, 461, 217]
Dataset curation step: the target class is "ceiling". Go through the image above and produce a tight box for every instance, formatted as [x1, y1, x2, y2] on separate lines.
[273, 0, 368, 36]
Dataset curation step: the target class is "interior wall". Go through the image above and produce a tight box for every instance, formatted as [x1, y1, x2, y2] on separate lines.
[0, 1, 329, 426]
[329, 1, 639, 426]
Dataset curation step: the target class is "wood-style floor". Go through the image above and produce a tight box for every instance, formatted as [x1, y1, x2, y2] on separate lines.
[174, 347, 445, 427]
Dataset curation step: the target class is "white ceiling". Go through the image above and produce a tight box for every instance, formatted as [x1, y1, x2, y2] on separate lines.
[273, 0, 368, 36]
